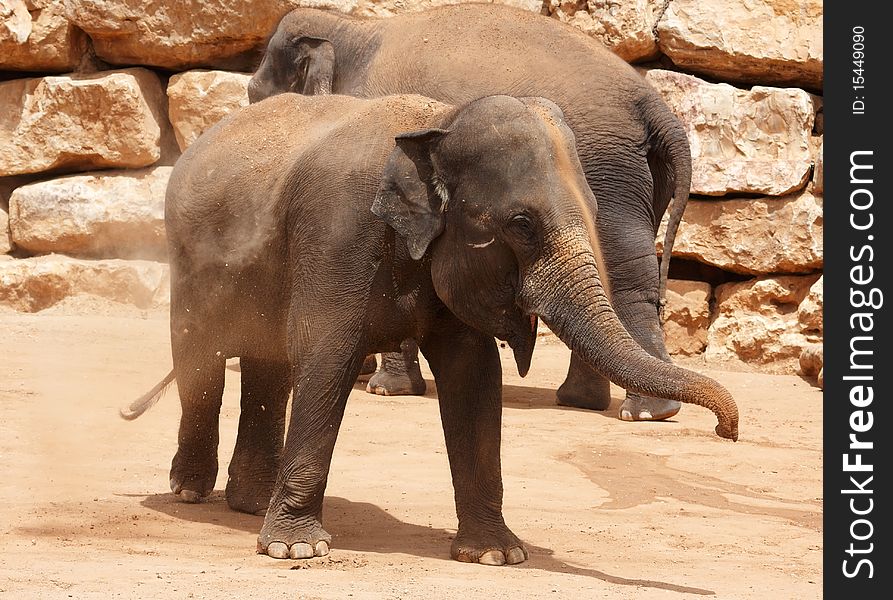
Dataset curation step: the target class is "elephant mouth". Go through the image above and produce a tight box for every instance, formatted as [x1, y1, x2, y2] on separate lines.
[508, 314, 538, 377]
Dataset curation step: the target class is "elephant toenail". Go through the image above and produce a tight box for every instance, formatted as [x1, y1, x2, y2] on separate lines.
[478, 550, 506, 566]
[639, 410, 653, 420]
[178, 490, 203, 503]
[506, 547, 527, 564]
[267, 542, 290, 559]
[620, 409, 633, 421]
[289, 542, 314, 559]
[315, 541, 330, 556]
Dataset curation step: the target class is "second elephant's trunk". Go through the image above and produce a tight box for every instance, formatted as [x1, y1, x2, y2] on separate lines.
[520, 227, 738, 441]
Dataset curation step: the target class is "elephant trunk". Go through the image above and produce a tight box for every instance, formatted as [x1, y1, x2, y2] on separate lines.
[520, 227, 738, 441]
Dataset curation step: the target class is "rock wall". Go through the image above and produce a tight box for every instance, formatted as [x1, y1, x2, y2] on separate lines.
[0, 0, 823, 374]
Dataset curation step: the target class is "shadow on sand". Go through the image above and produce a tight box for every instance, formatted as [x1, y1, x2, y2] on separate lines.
[142, 492, 714, 595]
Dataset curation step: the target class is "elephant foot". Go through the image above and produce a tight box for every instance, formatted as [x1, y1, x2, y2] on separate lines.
[366, 370, 426, 396]
[555, 371, 612, 411]
[452, 522, 527, 566]
[619, 392, 681, 422]
[257, 510, 332, 560]
[170, 452, 218, 503]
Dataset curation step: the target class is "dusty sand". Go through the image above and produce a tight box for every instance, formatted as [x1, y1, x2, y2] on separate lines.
[0, 301, 822, 599]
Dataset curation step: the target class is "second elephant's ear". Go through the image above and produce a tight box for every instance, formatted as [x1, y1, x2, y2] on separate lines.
[290, 36, 335, 95]
[372, 129, 449, 260]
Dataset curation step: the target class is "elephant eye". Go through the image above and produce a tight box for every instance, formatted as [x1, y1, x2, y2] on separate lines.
[507, 213, 536, 240]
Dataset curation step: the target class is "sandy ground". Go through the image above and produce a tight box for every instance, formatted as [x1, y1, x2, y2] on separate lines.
[0, 301, 822, 599]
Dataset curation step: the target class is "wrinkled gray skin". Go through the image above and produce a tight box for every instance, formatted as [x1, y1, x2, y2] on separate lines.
[247, 4, 692, 421]
[130, 93, 737, 564]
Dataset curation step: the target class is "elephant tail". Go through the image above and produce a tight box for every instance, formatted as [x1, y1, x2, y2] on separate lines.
[120, 370, 175, 420]
[658, 126, 692, 313]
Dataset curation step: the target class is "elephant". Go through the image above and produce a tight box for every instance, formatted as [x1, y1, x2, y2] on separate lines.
[123, 92, 738, 564]
[247, 3, 693, 422]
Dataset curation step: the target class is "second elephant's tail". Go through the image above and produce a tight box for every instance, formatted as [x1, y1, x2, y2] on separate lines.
[120, 369, 175, 420]
[639, 90, 693, 314]
[658, 126, 693, 309]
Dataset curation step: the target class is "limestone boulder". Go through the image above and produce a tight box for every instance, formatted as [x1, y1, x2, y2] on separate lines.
[0, 255, 169, 312]
[656, 190, 823, 275]
[656, 0, 822, 91]
[797, 275, 823, 335]
[541, 0, 658, 62]
[64, 0, 307, 69]
[0, 69, 174, 177]
[662, 279, 711, 356]
[8, 167, 170, 260]
[1, 0, 88, 71]
[167, 70, 252, 151]
[646, 70, 815, 196]
[707, 274, 823, 373]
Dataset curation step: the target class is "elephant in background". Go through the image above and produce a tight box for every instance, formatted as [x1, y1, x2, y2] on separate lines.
[125, 93, 737, 564]
[247, 3, 693, 422]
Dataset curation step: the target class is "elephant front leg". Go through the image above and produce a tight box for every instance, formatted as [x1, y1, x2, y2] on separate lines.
[365, 339, 427, 396]
[422, 323, 527, 566]
[257, 348, 364, 559]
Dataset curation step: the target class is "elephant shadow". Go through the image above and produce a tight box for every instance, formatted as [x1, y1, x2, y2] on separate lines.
[351, 376, 640, 423]
[141, 493, 712, 595]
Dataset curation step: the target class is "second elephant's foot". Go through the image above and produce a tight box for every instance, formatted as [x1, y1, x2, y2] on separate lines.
[366, 370, 426, 396]
[452, 521, 528, 566]
[555, 371, 612, 411]
[619, 392, 681, 422]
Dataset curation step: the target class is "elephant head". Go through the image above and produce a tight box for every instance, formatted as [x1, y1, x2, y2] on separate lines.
[373, 96, 739, 440]
[248, 15, 336, 103]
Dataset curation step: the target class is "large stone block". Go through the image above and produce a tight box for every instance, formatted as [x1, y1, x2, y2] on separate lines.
[663, 279, 711, 356]
[0, 255, 169, 312]
[540, 0, 658, 62]
[8, 167, 170, 259]
[0, 0, 88, 71]
[707, 274, 823, 373]
[656, 190, 823, 276]
[64, 0, 306, 69]
[0, 69, 172, 177]
[656, 0, 822, 91]
[646, 69, 815, 197]
[167, 70, 251, 151]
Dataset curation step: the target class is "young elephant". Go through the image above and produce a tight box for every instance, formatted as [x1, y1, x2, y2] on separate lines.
[129, 93, 737, 564]
[247, 4, 693, 422]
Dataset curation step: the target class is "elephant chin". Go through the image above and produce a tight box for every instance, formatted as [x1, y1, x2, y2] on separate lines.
[508, 315, 538, 377]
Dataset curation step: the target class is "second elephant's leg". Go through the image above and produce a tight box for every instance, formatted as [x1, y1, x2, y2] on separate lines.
[226, 358, 290, 515]
[365, 339, 426, 396]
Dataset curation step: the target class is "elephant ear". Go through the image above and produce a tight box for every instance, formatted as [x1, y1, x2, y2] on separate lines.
[372, 129, 450, 260]
[290, 36, 335, 95]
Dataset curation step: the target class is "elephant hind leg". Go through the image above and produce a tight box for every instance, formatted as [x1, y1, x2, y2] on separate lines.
[557, 353, 612, 411]
[226, 358, 290, 515]
[365, 339, 427, 396]
[170, 336, 226, 502]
